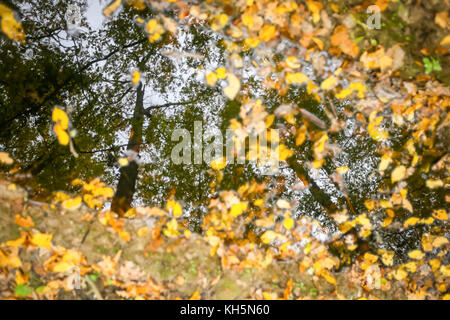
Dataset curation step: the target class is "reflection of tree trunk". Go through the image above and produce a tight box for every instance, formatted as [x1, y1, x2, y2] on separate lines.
[111, 83, 145, 216]
[287, 157, 335, 212]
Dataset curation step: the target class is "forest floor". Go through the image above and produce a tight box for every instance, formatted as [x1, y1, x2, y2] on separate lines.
[0, 181, 433, 300]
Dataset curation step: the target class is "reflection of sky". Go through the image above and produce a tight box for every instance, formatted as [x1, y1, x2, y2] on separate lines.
[86, 0, 107, 30]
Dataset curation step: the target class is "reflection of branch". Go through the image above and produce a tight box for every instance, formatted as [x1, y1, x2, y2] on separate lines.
[143, 99, 198, 116]
[77, 144, 130, 154]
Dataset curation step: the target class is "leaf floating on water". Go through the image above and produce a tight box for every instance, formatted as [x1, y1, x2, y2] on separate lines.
[391, 165, 406, 184]
[223, 73, 240, 100]
[229, 201, 248, 217]
[215, 67, 227, 79]
[283, 215, 294, 230]
[206, 71, 218, 86]
[336, 166, 349, 174]
[408, 250, 425, 260]
[426, 179, 443, 189]
[118, 158, 129, 167]
[260, 230, 287, 244]
[52, 107, 69, 130]
[285, 56, 301, 69]
[53, 124, 70, 146]
[166, 200, 182, 217]
[131, 69, 140, 86]
[210, 157, 227, 170]
[103, 0, 122, 18]
[0, 4, 25, 43]
[320, 75, 337, 90]
[432, 209, 448, 221]
[285, 72, 309, 85]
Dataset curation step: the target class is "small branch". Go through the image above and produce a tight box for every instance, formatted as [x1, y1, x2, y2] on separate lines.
[144, 99, 198, 116]
[84, 275, 104, 300]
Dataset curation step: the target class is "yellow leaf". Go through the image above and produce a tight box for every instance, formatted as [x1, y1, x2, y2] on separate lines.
[391, 165, 406, 184]
[312, 37, 324, 50]
[189, 290, 200, 300]
[131, 70, 140, 86]
[124, 208, 137, 218]
[296, 125, 307, 146]
[163, 218, 180, 238]
[53, 261, 73, 273]
[403, 217, 420, 228]
[440, 34, 450, 46]
[426, 179, 443, 189]
[31, 232, 52, 249]
[0, 152, 13, 165]
[432, 236, 449, 248]
[349, 82, 367, 98]
[118, 158, 129, 167]
[285, 56, 301, 69]
[258, 24, 277, 42]
[381, 251, 394, 266]
[261, 230, 286, 244]
[118, 231, 131, 242]
[420, 217, 434, 225]
[320, 269, 336, 285]
[244, 37, 259, 49]
[432, 209, 448, 221]
[379, 154, 392, 171]
[52, 107, 69, 130]
[265, 114, 275, 128]
[277, 144, 294, 161]
[339, 221, 353, 233]
[408, 250, 425, 260]
[166, 200, 182, 217]
[15, 270, 28, 285]
[336, 88, 352, 99]
[62, 196, 82, 211]
[206, 71, 218, 86]
[286, 72, 309, 85]
[429, 259, 440, 271]
[137, 226, 149, 237]
[283, 215, 294, 230]
[215, 67, 227, 79]
[54, 125, 69, 146]
[368, 121, 389, 141]
[210, 157, 227, 170]
[229, 202, 248, 217]
[0, 4, 25, 42]
[14, 215, 34, 229]
[335, 166, 349, 174]
[392, 268, 407, 280]
[320, 75, 337, 90]
[223, 73, 240, 100]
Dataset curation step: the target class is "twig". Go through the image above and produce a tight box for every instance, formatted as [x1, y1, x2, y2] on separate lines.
[84, 275, 104, 300]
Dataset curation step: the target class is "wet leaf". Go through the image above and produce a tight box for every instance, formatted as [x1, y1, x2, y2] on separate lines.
[223, 73, 240, 100]
[166, 200, 182, 217]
